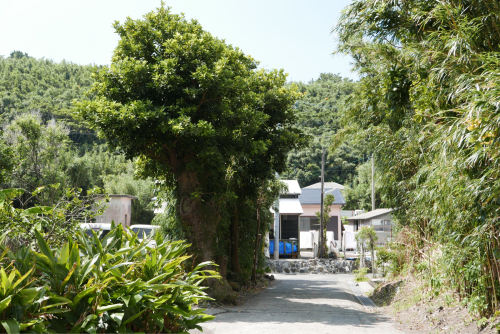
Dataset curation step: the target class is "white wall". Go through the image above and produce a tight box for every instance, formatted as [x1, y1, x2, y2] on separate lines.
[300, 204, 342, 245]
[95, 197, 133, 227]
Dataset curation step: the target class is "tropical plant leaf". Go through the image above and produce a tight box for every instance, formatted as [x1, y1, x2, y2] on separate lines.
[96, 303, 123, 313]
[34, 230, 54, 263]
[0, 295, 12, 313]
[0, 319, 20, 334]
[20, 206, 53, 216]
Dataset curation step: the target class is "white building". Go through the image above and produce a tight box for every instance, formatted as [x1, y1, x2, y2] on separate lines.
[269, 180, 303, 256]
[345, 208, 394, 246]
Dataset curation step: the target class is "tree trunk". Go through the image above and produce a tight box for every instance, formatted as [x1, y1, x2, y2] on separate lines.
[359, 244, 365, 269]
[177, 170, 219, 263]
[231, 205, 242, 277]
[371, 244, 375, 277]
[176, 169, 235, 302]
[251, 206, 262, 283]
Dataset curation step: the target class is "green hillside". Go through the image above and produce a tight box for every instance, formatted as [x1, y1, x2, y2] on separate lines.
[0, 51, 98, 145]
[281, 73, 366, 188]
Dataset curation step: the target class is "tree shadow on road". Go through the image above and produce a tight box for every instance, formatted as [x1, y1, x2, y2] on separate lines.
[205, 276, 399, 331]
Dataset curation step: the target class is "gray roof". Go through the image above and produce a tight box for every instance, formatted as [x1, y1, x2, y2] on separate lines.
[346, 208, 393, 220]
[304, 182, 344, 190]
[298, 188, 346, 205]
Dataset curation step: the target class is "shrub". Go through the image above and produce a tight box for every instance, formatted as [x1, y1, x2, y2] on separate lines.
[0, 187, 107, 250]
[0, 223, 218, 333]
[353, 267, 369, 282]
[376, 246, 398, 277]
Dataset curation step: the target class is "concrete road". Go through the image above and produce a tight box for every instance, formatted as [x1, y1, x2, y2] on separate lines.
[194, 274, 403, 334]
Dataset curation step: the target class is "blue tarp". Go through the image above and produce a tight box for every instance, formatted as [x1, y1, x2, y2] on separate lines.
[269, 241, 298, 255]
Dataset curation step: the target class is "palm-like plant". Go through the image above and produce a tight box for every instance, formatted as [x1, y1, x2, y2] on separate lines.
[0, 223, 218, 333]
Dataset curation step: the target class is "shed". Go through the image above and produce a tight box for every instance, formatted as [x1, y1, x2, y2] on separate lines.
[95, 195, 138, 228]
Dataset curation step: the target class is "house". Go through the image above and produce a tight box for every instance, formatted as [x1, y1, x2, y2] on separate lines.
[298, 186, 346, 251]
[341, 209, 365, 232]
[268, 180, 304, 257]
[95, 195, 138, 228]
[345, 208, 394, 246]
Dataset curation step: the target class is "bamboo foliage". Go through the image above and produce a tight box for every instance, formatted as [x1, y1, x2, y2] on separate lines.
[334, 0, 500, 315]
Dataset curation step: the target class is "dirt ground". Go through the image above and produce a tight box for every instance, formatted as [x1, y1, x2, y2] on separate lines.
[370, 277, 500, 333]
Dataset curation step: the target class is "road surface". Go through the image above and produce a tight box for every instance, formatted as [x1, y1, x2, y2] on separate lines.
[194, 274, 403, 334]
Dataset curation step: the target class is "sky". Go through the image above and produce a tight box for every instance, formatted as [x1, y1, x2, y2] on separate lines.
[0, 0, 355, 83]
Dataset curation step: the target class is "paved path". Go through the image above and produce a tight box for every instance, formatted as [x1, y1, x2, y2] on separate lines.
[195, 274, 403, 334]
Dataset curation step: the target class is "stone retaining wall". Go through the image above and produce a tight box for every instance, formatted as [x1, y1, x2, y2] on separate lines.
[266, 258, 370, 275]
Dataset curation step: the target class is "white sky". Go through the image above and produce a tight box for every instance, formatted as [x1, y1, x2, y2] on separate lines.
[0, 0, 355, 83]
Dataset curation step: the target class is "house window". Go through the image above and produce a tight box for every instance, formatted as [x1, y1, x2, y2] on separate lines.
[326, 217, 339, 240]
[309, 217, 320, 231]
[299, 217, 311, 231]
[281, 215, 299, 239]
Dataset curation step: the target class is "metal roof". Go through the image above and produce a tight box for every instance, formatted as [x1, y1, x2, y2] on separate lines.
[303, 182, 345, 190]
[270, 198, 304, 214]
[281, 180, 302, 195]
[298, 188, 346, 205]
[346, 208, 394, 220]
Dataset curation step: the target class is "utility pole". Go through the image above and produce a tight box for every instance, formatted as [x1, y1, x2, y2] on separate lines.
[274, 197, 279, 260]
[371, 153, 375, 211]
[319, 147, 325, 258]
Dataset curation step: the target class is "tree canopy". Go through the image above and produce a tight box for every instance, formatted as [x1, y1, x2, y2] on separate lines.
[75, 4, 307, 291]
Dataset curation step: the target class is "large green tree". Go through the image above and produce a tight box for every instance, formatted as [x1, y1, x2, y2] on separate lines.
[76, 5, 306, 268]
[342, 160, 382, 211]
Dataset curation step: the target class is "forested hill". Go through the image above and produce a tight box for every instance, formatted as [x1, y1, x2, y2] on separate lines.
[282, 73, 367, 188]
[0, 51, 96, 139]
[0, 54, 365, 192]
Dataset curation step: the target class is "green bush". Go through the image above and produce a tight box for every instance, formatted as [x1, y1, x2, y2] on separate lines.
[375, 247, 398, 277]
[0, 187, 107, 250]
[353, 267, 369, 282]
[0, 223, 218, 333]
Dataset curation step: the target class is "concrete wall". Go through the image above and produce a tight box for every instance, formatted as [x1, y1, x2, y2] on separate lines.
[95, 196, 134, 227]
